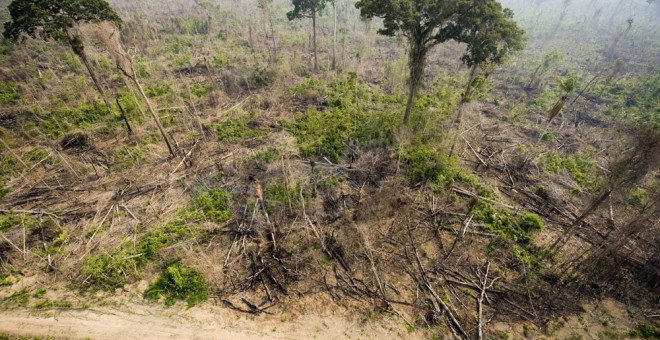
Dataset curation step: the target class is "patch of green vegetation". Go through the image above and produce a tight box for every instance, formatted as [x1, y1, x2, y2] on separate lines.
[542, 151, 601, 192]
[145, 260, 208, 308]
[402, 143, 457, 190]
[0, 273, 12, 286]
[84, 188, 229, 289]
[182, 188, 232, 223]
[83, 220, 193, 289]
[114, 145, 147, 169]
[214, 119, 264, 142]
[1, 289, 29, 308]
[0, 155, 18, 179]
[626, 187, 649, 209]
[116, 90, 144, 124]
[628, 323, 660, 339]
[144, 81, 172, 98]
[23, 148, 57, 166]
[163, 36, 193, 54]
[265, 179, 294, 214]
[248, 68, 277, 89]
[246, 147, 279, 164]
[0, 213, 35, 232]
[471, 201, 544, 245]
[191, 82, 210, 97]
[38, 102, 111, 138]
[594, 71, 660, 129]
[33, 299, 72, 309]
[32, 288, 46, 298]
[0, 183, 9, 201]
[0, 80, 19, 105]
[170, 16, 210, 35]
[284, 73, 401, 163]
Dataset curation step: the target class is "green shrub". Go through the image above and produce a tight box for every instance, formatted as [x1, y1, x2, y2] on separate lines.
[285, 73, 401, 162]
[144, 82, 172, 98]
[0, 213, 34, 232]
[518, 212, 544, 233]
[627, 187, 649, 209]
[0, 184, 8, 201]
[214, 120, 263, 142]
[542, 151, 601, 192]
[249, 68, 276, 89]
[628, 323, 660, 338]
[0, 155, 18, 177]
[403, 144, 457, 189]
[145, 261, 208, 308]
[246, 147, 279, 164]
[471, 202, 543, 245]
[188, 188, 232, 223]
[191, 82, 211, 97]
[0, 273, 12, 286]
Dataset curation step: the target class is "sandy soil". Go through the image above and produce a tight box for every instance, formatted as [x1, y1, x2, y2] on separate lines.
[0, 299, 414, 339]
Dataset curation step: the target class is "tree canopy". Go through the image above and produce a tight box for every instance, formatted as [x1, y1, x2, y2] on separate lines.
[286, 0, 326, 20]
[356, 0, 523, 124]
[3, 0, 122, 43]
[457, 5, 526, 68]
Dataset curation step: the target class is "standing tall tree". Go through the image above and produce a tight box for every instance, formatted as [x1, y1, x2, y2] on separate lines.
[3, 0, 122, 112]
[287, 0, 326, 72]
[457, 6, 525, 101]
[356, 0, 523, 124]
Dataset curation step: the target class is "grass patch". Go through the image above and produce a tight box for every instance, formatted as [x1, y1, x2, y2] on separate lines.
[542, 150, 601, 192]
[471, 201, 544, 245]
[83, 188, 231, 289]
[284, 73, 401, 163]
[0, 213, 36, 232]
[145, 260, 208, 308]
[214, 119, 264, 142]
[628, 323, 660, 338]
[114, 145, 147, 169]
[33, 299, 72, 309]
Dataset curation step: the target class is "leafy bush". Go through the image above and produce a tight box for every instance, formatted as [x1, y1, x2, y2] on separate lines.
[144, 82, 172, 98]
[188, 188, 232, 223]
[0, 213, 34, 232]
[471, 202, 544, 245]
[627, 187, 649, 209]
[542, 151, 601, 192]
[285, 74, 401, 163]
[191, 82, 211, 97]
[518, 212, 545, 233]
[628, 323, 660, 338]
[0, 273, 12, 286]
[214, 120, 263, 142]
[145, 261, 208, 308]
[403, 144, 457, 189]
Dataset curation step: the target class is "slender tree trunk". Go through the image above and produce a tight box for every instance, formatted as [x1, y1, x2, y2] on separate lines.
[404, 40, 427, 125]
[115, 97, 133, 134]
[312, 11, 318, 71]
[464, 64, 478, 101]
[268, 13, 277, 60]
[69, 35, 113, 112]
[124, 62, 176, 158]
[332, 1, 337, 70]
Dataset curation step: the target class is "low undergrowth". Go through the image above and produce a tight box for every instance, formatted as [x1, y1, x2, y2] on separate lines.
[144, 260, 208, 308]
[83, 188, 232, 289]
